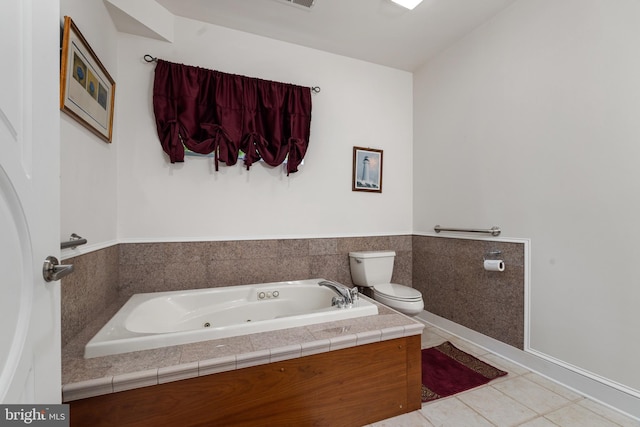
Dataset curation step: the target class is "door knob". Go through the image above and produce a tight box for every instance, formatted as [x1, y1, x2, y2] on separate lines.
[42, 256, 74, 282]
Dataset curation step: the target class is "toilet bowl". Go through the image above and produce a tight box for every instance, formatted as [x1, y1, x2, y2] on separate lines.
[349, 251, 424, 316]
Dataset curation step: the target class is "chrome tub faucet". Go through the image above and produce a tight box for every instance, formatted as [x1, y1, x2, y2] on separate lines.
[318, 280, 358, 308]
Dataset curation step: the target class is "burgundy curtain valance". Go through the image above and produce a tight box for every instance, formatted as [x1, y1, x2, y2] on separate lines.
[152, 59, 312, 174]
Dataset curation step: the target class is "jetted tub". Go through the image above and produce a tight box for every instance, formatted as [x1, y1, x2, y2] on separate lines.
[84, 279, 378, 358]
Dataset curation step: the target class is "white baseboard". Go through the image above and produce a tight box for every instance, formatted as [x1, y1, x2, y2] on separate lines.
[416, 310, 640, 421]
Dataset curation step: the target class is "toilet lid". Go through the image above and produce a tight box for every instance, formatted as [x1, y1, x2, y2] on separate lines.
[373, 283, 422, 301]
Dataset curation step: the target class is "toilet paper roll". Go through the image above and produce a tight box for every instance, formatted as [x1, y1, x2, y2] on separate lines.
[484, 259, 505, 272]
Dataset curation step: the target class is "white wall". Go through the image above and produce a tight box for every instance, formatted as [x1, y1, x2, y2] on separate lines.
[59, 0, 640, 414]
[115, 17, 413, 241]
[414, 0, 640, 396]
[60, 0, 119, 252]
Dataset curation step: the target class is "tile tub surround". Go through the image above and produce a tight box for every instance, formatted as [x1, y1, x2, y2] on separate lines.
[118, 235, 413, 296]
[61, 296, 424, 402]
[412, 235, 525, 349]
[61, 235, 412, 350]
[61, 245, 119, 348]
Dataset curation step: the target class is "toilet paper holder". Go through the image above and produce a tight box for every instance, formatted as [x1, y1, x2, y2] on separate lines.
[483, 250, 502, 260]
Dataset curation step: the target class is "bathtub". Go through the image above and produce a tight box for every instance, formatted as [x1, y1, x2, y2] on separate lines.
[84, 278, 378, 358]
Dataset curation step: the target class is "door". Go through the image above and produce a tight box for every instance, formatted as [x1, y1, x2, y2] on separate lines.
[0, 0, 61, 403]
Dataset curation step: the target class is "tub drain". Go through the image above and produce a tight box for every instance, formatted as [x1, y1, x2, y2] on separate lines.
[203, 322, 211, 328]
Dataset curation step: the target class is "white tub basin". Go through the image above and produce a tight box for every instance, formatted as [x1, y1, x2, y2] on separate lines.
[85, 279, 378, 358]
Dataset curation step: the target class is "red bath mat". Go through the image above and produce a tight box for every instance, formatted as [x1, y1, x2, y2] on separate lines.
[421, 341, 507, 402]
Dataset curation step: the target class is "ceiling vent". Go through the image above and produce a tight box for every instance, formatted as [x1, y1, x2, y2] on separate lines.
[276, 0, 315, 10]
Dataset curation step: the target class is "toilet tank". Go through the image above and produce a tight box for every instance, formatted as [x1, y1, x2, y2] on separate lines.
[349, 251, 396, 286]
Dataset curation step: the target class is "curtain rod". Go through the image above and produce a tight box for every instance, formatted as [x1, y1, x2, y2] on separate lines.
[143, 54, 321, 94]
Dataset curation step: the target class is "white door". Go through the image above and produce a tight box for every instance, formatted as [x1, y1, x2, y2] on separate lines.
[0, 0, 62, 403]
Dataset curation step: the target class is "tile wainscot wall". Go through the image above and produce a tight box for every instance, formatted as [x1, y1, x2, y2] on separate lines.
[61, 235, 524, 350]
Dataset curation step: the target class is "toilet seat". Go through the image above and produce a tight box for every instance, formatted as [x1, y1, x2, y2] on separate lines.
[372, 283, 422, 301]
[372, 285, 424, 316]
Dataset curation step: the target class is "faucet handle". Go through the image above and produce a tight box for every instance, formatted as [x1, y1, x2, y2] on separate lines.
[349, 287, 359, 303]
[332, 296, 346, 308]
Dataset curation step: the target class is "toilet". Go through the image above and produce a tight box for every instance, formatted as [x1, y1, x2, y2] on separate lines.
[349, 250, 424, 316]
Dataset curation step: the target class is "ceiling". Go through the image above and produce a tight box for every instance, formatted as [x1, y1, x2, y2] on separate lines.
[155, 0, 518, 71]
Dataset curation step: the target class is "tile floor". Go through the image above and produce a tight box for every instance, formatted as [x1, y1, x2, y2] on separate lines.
[368, 321, 640, 427]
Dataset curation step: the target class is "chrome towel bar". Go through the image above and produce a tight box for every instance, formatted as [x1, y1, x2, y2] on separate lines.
[60, 233, 87, 250]
[434, 225, 501, 237]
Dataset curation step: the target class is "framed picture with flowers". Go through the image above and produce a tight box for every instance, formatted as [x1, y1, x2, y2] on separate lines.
[60, 16, 115, 143]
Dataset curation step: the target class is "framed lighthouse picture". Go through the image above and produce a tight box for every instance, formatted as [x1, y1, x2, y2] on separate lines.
[352, 146, 383, 193]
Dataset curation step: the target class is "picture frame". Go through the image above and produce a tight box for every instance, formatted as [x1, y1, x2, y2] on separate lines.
[60, 16, 115, 143]
[352, 146, 383, 193]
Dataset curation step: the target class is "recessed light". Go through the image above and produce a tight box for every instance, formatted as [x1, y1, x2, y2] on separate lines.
[390, 0, 424, 10]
